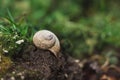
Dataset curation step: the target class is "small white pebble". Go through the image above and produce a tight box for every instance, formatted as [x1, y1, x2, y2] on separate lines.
[64, 73, 68, 78]
[17, 72, 22, 76]
[74, 59, 80, 63]
[2, 49, 8, 53]
[10, 76, 15, 80]
[1, 78, 4, 80]
[79, 63, 84, 68]
[13, 35, 18, 39]
[12, 71, 15, 74]
[16, 39, 24, 44]
[21, 76, 25, 80]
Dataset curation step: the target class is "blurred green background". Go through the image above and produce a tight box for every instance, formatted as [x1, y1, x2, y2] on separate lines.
[0, 0, 120, 59]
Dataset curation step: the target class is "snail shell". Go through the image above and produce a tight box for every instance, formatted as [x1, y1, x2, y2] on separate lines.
[33, 30, 60, 57]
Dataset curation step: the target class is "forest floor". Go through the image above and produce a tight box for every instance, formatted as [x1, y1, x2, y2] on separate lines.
[1, 45, 120, 80]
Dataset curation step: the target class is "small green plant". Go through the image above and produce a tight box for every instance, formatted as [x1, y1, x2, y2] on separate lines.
[0, 10, 35, 57]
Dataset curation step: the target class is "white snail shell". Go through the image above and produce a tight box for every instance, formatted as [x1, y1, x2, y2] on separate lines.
[33, 30, 60, 57]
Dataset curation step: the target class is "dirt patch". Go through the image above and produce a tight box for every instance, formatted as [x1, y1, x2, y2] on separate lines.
[2, 45, 120, 80]
[1, 45, 82, 80]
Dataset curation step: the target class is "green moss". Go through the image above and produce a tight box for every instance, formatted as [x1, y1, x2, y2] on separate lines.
[0, 54, 12, 76]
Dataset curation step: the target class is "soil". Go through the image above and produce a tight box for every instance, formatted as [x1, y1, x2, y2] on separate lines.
[1, 45, 120, 80]
[1, 45, 82, 80]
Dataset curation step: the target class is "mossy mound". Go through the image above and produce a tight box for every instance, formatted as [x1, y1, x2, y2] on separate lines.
[0, 54, 12, 76]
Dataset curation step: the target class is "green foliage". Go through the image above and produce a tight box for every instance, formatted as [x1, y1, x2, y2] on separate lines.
[0, 0, 120, 59]
[0, 10, 34, 57]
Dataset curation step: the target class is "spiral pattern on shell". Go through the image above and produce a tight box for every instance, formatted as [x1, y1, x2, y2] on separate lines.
[33, 30, 60, 57]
